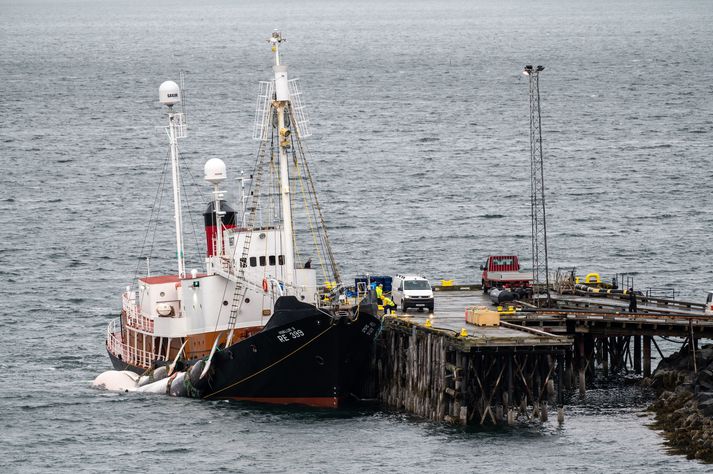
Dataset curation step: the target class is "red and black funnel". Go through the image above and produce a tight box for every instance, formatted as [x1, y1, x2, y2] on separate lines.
[203, 201, 237, 256]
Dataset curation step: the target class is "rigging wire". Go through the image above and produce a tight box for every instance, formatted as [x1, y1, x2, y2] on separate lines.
[131, 147, 171, 287]
[289, 122, 330, 285]
[178, 151, 211, 269]
[289, 107, 341, 285]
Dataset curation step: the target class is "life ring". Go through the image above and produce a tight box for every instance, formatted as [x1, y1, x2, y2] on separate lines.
[584, 273, 601, 284]
[262, 278, 268, 293]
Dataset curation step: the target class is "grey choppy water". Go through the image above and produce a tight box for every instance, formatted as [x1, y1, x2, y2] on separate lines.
[1, 0, 713, 471]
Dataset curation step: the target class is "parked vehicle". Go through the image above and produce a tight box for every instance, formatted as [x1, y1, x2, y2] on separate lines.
[480, 255, 533, 293]
[392, 274, 434, 312]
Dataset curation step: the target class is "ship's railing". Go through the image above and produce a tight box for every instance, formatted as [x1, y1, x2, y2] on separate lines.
[220, 256, 234, 275]
[122, 292, 155, 333]
[106, 318, 161, 369]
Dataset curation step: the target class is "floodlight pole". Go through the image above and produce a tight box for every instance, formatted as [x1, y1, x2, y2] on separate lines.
[523, 65, 551, 306]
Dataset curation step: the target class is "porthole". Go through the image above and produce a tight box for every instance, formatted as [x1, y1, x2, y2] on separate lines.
[160, 291, 165, 297]
[223, 300, 229, 306]
[245, 298, 251, 303]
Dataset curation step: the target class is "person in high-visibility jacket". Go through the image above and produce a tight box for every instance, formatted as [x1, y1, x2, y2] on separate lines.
[376, 283, 384, 301]
[382, 295, 396, 314]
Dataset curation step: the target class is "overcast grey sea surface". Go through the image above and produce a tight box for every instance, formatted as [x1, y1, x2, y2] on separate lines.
[2, 0, 713, 472]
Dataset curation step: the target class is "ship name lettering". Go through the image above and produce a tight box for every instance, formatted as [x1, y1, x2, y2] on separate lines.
[362, 325, 374, 336]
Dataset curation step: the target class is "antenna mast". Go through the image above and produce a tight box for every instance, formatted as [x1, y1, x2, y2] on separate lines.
[523, 65, 551, 306]
[159, 80, 188, 278]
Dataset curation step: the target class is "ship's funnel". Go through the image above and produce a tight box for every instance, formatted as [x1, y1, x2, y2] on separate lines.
[203, 201, 237, 256]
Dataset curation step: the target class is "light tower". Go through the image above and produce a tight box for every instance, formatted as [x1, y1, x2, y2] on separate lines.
[523, 65, 551, 306]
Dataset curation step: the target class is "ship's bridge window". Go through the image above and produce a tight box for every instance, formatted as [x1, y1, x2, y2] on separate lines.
[259, 256, 266, 266]
[278, 255, 285, 265]
[269, 255, 276, 266]
[250, 257, 257, 267]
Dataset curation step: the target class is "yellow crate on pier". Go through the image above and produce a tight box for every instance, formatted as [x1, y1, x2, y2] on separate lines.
[465, 306, 500, 327]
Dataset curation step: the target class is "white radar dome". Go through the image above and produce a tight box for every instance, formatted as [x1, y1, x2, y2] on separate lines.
[159, 80, 181, 106]
[204, 158, 227, 184]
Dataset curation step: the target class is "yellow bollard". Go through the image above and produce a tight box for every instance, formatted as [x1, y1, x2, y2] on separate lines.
[425, 319, 432, 328]
[460, 327, 468, 337]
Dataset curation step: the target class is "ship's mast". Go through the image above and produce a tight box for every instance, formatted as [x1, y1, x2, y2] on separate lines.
[269, 31, 295, 287]
[159, 81, 187, 278]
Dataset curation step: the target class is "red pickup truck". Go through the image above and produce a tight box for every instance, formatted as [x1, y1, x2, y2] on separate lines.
[480, 255, 533, 293]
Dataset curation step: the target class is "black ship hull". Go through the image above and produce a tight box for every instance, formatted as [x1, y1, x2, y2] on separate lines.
[198, 296, 381, 408]
[107, 296, 381, 408]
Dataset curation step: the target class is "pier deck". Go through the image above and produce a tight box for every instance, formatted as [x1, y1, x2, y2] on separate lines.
[388, 291, 571, 348]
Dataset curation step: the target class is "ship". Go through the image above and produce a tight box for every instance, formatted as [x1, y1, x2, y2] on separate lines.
[99, 31, 382, 408]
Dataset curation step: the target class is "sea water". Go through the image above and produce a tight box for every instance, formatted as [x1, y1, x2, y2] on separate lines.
[1, 0, 712, 471]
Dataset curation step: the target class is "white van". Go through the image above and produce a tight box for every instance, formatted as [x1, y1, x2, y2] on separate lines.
[392, 274, 434, 312]
[706, 291, 713, 316]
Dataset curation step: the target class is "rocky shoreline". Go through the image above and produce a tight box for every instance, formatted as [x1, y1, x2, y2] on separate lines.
[647, 344, 713, 463]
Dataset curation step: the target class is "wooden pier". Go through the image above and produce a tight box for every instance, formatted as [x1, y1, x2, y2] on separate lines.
[373, 292, 571, 425]
[503, 304, 713, 394]
[372, 289, 713, 425]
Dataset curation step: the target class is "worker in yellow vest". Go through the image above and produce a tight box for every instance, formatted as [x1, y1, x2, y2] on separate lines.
[382, 295, 396, 314]
[376, 283, 384, 301]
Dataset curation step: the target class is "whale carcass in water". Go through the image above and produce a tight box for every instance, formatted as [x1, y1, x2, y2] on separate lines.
[92, 361, 205, 397]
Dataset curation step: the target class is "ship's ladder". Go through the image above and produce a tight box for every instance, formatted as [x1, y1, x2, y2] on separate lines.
[224, 132, 270, 347]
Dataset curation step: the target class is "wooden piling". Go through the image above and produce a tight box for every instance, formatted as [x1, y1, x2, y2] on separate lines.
[643, 335, 652, 377]
[634, 335, 641, 375]
[375, 316, 572, 426]
[577, 335, 586, 396]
